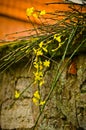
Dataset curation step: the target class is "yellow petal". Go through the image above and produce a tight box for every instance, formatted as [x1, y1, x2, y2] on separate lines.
[32, 97, 38, 105]
[37, 50, 43, 56]
[39, 42, 43, 48]
[40, 100, 45, 105]
[34, 63, 39, 69]
[39, 80, 44, 87]
[33, 48, 37, 54]
[54, 34, 61, 42]
[26, 7, 34, 16]
[39, 64, 43, 70]
[40, 10, 46, 15]
[43, 60, 50, 67]
[34, 71, 43, 77]
[15, 90, 20, 99]
[56, 36, 61, 42]
[54, 34, 58, 39]
[34, 91, 40, 99]
[43, 47, 48, 52]
[35, 75, 42, 81]
[33, 13, 38, 18]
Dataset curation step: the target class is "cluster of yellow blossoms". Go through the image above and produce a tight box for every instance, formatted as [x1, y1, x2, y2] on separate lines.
[26, 7, 46, 18]
[14, 7, 64, 105]
[14, 34, 63, 100]
[33, 41, 50, 106]
[52, 34, 64, 52]
[14, 7, 47, 101]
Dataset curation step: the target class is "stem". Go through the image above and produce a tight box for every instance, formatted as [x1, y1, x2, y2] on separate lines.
[28, 17, 39, 36]
[9, 81, 34, 108]
[33, 33, 85, 130]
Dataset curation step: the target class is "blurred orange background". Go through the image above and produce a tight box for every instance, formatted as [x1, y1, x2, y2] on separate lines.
[0, 0, 86, 41]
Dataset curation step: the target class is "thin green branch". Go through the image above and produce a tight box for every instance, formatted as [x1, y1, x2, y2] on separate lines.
[33, 36, 85, 130]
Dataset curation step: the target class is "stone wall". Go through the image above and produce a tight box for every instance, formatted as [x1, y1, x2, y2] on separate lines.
[0, 54, 86, 130]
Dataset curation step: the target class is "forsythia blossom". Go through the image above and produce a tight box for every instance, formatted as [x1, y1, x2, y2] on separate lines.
[32, 91, 40, 105]
[54, 34, 61, 42]
[26, 7, 34, 16]
[34, 71, 43, 77]
[26, 7, 46, 19]
[34, 90, 40, 100]
[39, 42, 48, 53]
[43, 60, 50, 67]
[40, 10, 46, 15]
[39, 80, 44, 87]
[15, 90, 20, 99]
[33, 13, 38, 18]
[39, 42, 44, 48]
[33, 48, 43, 56]
[32, 97, 38, 105]
[52, 34, 64, 52]
[33, 38, 50, 107]
[34, 71, 43, 82]
[37, 50, 43, 56]
[40, 100, 45, 105]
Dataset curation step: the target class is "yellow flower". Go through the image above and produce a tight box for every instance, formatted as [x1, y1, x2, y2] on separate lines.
[39, 64, 43, 70]
[34, 90, 40, 99]
[34, 71, 43, 77]
[32, 97, 38, 105]
[39, 61, 43, 70]
[34, 62, 39, 69]
[39, 60, 42, 65]
[33, 48, 37, 54]
[26, 7, 34, 16]
[43, 60, 50, 67]
[33, 13, 38, 18]
[34, 57, 38, 62]
[40, 10, 46, 15]
[39, 80, 44, 87]
[54, 34, 57, 39]
[56, 36, 61, 42]
[42, 47, 48, 53]
[37, 50, 43, 56]
[15, 90, 20, 99]
[34, 71, 43, 81]
[40, 100, 45, 105]
[35, 75, 42, 81]
[54, 34, 61, 43]
[39, 42, 43, 48]
[33, 48, 43, 56]
[34, 61, 43, 70]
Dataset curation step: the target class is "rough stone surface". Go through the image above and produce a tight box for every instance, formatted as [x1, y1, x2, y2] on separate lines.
[0, 54, 86, 130]
[0, 66, 35, 130]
